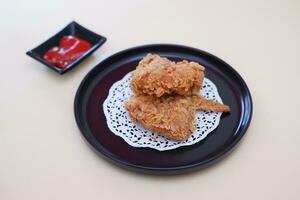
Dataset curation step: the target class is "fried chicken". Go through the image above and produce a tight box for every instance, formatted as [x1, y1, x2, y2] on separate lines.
[125, 95, 230, 141]
[125, 54, 230, 141]
[131, 54, 205, 97]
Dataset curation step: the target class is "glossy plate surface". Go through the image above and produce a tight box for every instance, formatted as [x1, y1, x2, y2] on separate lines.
[74, 44, 252, 175]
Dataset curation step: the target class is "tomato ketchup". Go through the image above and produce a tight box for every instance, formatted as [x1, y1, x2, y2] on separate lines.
[43, 35, 91, 68]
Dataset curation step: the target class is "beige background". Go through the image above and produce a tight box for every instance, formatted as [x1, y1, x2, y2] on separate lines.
[1, 0, 300, 199]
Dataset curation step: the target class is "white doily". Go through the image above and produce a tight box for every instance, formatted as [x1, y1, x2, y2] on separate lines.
[102, 73, 224, 151]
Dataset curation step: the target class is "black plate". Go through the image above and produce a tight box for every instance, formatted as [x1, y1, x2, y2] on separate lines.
[26, 21, 106, 75]
[74, 44, 252, 175]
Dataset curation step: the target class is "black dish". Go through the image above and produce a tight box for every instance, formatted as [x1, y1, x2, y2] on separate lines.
[26, 21, 106, 75]
[74, 44, 253, 175]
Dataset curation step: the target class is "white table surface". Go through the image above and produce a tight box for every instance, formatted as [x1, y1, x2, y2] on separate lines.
[1, 0, 300, 199]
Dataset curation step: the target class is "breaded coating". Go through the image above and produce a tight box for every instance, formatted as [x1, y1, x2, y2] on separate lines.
[125, 95, 230, 141]
[131, 54, 205, 97]
[190, 95, 231, 112]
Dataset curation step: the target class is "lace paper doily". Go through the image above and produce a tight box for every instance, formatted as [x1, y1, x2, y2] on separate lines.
[103, 73, 224, 151]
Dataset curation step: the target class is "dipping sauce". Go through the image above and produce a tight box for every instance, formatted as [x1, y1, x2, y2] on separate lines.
[43, 35, 92, 68]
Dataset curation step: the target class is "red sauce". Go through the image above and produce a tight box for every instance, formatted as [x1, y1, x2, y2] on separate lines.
[43, 35, 92, 68]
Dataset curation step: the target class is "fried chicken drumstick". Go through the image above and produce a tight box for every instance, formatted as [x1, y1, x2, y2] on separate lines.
[125, 95, 230, 141]
[131, 54, 205, 97]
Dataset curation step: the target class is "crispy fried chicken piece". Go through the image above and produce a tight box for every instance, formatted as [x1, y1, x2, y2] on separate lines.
[125, 95, 230, 141]
[191, 95, 231, 112]
[131, 54, 205, 97]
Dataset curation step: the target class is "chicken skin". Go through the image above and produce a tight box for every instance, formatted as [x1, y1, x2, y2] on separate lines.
[131, 54, 205, 97]
[125, 95, 230, 141]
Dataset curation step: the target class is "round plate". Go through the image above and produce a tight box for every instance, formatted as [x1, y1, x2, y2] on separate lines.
[74, 44, 252, 175]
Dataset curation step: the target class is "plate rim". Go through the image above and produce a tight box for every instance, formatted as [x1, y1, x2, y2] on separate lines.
[74, 43, 253, 174]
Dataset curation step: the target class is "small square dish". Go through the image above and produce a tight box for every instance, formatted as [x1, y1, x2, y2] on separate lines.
[26, 21, 107, 74]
